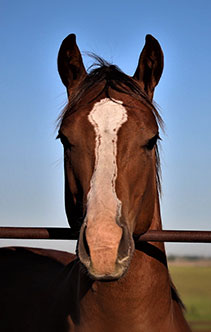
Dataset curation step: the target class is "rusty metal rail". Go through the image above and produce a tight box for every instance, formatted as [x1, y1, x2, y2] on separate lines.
[137, 230, 211, 243]
[0, 227, 211, 243]
[0, 227, 78, 240]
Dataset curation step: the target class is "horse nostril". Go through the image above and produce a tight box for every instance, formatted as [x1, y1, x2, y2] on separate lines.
[117, 226, 134, 262]
[83, 227, 90, 257]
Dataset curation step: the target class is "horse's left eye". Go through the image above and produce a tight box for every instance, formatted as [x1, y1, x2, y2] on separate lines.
[57, 132, 72, 149]
[146, 134, 160, 150]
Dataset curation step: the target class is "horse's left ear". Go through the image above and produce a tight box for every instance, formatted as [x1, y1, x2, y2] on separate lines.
[133, 35, 164, 100]
[58, 34, 87, 95]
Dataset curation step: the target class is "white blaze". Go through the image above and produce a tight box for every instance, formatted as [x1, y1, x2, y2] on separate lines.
[87, 98, 128, 223]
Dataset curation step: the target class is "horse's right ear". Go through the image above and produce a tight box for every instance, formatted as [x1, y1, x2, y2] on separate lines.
[58, 34, 87, 94]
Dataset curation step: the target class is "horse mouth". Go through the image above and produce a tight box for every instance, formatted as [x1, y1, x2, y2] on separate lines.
[78, 223, 134, 281]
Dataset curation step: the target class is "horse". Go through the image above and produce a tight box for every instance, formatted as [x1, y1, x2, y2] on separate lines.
[0, 34, 191, 332]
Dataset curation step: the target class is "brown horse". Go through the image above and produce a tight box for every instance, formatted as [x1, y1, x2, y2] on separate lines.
[0, 34, 191, 331]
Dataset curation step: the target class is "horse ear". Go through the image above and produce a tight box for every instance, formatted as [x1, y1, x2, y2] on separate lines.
[133, 35, 164, 100]
[58, 34, 87, 94]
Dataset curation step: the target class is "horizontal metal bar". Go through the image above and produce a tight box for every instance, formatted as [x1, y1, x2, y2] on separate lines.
[137, 230, 211, 243]
[0, 227, 78, 240]
[0, 228, 211, 243]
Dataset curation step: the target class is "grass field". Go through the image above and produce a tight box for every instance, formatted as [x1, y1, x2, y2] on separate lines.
[169, 261, 211, 331]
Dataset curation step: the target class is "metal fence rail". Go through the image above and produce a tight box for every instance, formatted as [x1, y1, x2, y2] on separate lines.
[0, 227, 211, 243]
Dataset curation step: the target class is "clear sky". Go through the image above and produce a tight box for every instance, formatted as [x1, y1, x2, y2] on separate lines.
[0, 0, 211, 256]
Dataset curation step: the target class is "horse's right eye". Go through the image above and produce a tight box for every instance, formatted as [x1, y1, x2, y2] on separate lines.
[57, 133, 72, 149]
[146, 134, 160, 150]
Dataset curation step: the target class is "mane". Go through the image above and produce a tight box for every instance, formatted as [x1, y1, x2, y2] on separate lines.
[58, 55, 163, 193]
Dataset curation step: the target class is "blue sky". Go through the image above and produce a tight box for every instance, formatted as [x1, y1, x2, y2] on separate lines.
[0, 0, 211, 255]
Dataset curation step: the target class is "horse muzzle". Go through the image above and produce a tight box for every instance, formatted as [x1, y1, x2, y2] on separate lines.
[78, 221, 134, 281]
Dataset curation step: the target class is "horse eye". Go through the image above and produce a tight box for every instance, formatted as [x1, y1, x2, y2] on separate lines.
[146, 134, 160, 150]
[57, 133, 72, 149]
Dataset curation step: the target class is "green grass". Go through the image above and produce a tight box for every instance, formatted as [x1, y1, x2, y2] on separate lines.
[169, 265, 211, 330]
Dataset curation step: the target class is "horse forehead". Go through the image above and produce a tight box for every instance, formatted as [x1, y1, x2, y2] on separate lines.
[60, 96, 157, 138]
[88, 98, 128, 132]
[86, 98, 157, 136]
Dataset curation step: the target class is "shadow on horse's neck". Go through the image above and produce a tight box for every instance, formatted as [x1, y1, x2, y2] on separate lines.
[150, 189, 163, 231]
[134, 190, 167, 265]
[134, 192, 168, 277]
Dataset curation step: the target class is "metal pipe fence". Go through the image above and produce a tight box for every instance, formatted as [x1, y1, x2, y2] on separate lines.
[0, 227, 211, 243]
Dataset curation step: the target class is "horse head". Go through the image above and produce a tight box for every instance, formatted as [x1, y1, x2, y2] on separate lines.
[57, 34, 163, 280]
